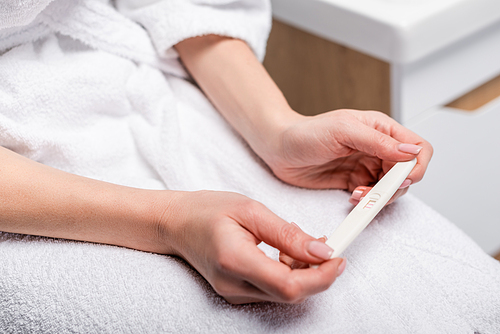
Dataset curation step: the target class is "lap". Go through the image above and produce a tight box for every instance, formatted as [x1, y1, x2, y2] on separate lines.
[1, 195, 499, 333]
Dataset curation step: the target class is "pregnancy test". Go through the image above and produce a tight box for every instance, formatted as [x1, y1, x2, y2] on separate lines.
[325, 158, 417, 259]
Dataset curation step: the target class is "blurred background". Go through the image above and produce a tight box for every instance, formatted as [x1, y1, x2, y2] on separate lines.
[264, 0, 500, 258]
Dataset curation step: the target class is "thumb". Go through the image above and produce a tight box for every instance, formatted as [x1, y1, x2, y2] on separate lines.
[243, 206, 334, 264]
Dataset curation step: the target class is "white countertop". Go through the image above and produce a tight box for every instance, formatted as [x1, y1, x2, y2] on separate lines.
[271, 0, 500, 63]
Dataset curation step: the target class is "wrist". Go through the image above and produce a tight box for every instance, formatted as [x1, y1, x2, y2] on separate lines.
[244, 106, 305, 163]
[137, 189, 186, 255]
[73, 185, 178, 255]
[147, 190, 217, 265]
[175, 35, 306, 165]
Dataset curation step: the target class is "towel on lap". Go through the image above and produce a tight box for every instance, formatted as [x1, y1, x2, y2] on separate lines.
[0, 0, 499, 332]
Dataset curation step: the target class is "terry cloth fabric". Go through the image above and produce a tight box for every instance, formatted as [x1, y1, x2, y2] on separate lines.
[0, 0, 271, 77]
[0, 1, 499, 333]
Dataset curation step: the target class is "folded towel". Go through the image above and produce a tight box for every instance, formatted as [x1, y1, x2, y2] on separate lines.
[0, 1, 499, 333]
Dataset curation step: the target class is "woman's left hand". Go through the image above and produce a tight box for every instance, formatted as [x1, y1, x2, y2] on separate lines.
[257, 109, 433, 204]
[175, 36, 432, 205]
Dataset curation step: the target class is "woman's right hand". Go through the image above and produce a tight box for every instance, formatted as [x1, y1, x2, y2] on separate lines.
[157, 190, 345, 304]
[0, 147, 344, 304]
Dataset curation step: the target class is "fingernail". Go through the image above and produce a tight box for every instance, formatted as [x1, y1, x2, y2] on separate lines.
[398, 143, 422, 155]
[399, 179, 412, 189]
[350, 189, 364, 202]
[337, 258, 346, 276]
[307, 241, 333, 260]
[291, 222, 301, 229]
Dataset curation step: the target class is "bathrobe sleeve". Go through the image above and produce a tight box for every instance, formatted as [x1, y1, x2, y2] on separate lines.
[114, 0, 272, 61]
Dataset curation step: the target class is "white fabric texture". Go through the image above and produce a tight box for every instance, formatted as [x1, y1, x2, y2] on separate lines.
[116, 0, 272, 61]
[0, 0, 54, 29]
[0, 0, 271, 76]
[0, 1, 500, 333]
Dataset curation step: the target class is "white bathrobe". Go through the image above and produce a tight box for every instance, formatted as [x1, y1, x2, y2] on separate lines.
[0, 1, 499, 333]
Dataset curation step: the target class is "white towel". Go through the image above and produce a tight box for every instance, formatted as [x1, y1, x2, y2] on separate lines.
[1, 1, 499, 333]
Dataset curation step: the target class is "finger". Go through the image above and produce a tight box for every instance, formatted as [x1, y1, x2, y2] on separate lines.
[340, 122, 420, 162]
[213, 271, 273, 304]
[387, 187, 409, 205]
[336, 111, 432, 185]
[279, 251, 295, 267]
[330, 112, 414, 159]
[240, 205, 334, 264]
[280, 236, 328, 269]
[216, 233, 343, 304]
[239, 244, 344, 303]
[344, 125, 430, 187]
[349, 185, 409, 206]
[366, 112, 434, 185]
[349, 186, 370, 205]
[406, 142, 433, 185]
[279, 251, 308, 270]
[292, 236, 329, 269]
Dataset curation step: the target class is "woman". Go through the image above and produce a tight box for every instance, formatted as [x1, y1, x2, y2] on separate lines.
[1, 0, 498, 332]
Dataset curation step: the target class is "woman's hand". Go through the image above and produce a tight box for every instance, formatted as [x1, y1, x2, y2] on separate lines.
[256, 109, 433, 204]
[0, 148, 344, 305]
[160, 190, 345, 304]
[176, 36, 432, 204]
